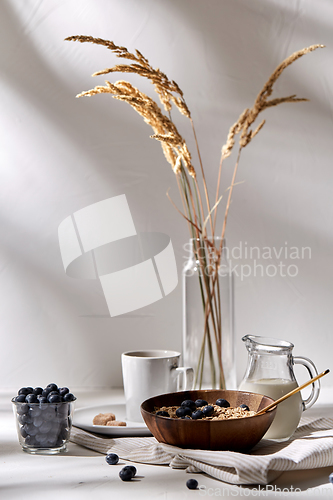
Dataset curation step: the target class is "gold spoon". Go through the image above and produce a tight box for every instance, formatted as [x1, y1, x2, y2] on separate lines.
[255, 369, 330, 416]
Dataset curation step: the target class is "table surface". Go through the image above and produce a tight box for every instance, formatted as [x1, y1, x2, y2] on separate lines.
[1, 388, 333, 500]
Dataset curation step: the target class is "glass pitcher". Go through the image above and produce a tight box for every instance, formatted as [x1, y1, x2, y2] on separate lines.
[238, 335, 320, 441]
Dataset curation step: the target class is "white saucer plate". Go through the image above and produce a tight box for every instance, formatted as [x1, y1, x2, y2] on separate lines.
[73, 404, 152, 436]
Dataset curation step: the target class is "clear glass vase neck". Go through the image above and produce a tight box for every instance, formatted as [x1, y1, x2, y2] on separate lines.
[189, 237, 227, 260]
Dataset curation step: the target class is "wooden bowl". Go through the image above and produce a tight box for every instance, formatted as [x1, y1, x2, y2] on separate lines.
[141, 389, 276, 452]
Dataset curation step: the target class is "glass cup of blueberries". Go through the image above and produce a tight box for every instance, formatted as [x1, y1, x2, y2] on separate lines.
[12, 383, 76, 454]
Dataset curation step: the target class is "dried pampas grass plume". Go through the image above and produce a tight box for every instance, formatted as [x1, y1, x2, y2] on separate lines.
[221, 44, 325, 158]
[65, 35, 191, 118]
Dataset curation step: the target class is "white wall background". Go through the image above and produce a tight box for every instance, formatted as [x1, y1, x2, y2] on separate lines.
[1, 0, 332, 390]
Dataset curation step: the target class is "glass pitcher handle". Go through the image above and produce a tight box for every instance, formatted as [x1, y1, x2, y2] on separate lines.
[293, 356, 320, 410]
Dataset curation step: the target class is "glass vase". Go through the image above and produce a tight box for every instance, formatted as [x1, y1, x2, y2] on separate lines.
[182, 237, 235, 389]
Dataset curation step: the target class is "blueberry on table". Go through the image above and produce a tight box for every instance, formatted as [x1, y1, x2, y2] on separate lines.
[186, 478, 198, 490]
[239, 404, 250, 411]
[105, 453, 119, 465]
[156, 411, 169, 417]
[176, 407, 192, 418]
[181, 400, 196, 411]
[215, 399, 230, 408]
[191, 410, 204, 420]
[195, 399, 208, 408]
[119, 467, 135, 481]
[202, 405, 214, 416]
[122, 465, 137, 477]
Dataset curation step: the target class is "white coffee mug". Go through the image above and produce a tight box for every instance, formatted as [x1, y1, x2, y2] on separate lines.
[121, 349, 194, 422]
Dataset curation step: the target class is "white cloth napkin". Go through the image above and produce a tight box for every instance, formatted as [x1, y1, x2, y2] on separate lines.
[70, 416, 333, 485]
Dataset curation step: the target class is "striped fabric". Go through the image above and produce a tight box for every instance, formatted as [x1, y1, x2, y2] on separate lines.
[70, 416, 333, 485]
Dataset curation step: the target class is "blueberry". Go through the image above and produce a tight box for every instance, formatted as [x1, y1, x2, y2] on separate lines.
[195, 399, 208, 408]
[29, 406, 42, 418]
[25, 435, 36, 446]
[156, 411, 169, 417]
[48, 394, 62, 403]
[46, 384, 58, 391]
[20, 413, 33, 425]
[42, 388, 52, 397]
[105, 453, 119, 465]
[18, 414, 26, 425]
[42, 409, 55, 421]
[16, 403, 29, 415]
[59, 387, 69, 396]
[63, 393, 75, 402]
[39, 421, 53, 434]
[33, 387, 43, 396]
[57, 404, 69, 419]
[122, 465, 137, 477]
[202, 405, 214, 416]
[60, 428, 70, 441]
[20, 426, 28, 438]
[24, 424, 38, 436]
[46, 432, 59, 447]
[25, 394, 38, 404]
[38, 396, 48, 405]
[18, 388, 31, 396]
[15, 395, 26, 403]
[48, 390, 60, 396]
[186, 478, 198, 490]
[119, 468, 134, 481]
[35, 433, 49, 445]
[191, 410, 204, 420]
[181, 400, 196, 411]
[329, 472, 333, 484]
[33, 416, 44, 428]
[176, 407, 192, 418]
[215, 398, 230, 408]
[239, 404, 250, 411]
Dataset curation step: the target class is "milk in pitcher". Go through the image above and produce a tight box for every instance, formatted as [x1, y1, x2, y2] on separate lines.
[239, 378, 303, 440]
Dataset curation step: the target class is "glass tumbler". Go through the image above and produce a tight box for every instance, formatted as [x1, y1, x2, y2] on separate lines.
[12, 398, 76, 454]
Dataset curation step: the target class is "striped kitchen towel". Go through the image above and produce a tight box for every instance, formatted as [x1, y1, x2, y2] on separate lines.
[70, 416, 333, 485]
